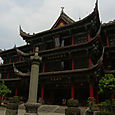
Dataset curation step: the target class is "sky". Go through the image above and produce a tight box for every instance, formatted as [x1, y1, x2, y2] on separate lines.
[0, 0, 115, 50]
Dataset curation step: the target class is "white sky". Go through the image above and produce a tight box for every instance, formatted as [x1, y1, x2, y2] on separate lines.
[0, 0, 115, 50]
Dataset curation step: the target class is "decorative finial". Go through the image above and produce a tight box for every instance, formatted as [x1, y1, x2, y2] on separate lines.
[14, 44, 16, 49]
[61, 7, 64, 13]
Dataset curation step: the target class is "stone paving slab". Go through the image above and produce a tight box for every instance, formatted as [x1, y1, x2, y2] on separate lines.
[38, 105, 59, 112]
[54, 106, 66, 113]
[0, 109, 6, 115]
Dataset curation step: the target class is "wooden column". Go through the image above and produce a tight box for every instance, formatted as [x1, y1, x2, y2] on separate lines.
[96, 88, 99, 103]
[0, 73, 2, 79]
[71, 37, 75, 99]
[15, 88, 18, 96]
[72, 37, 74, 45]
[90, 84, 93, 97]
[43, 63, 45, 72]
[41, 63, 45, 99]
[107, 36, 109, 47]
[89, 58, 92, 67]
[41, 85, 44, 99]
[3, 59, 5, 64]
[7, 72, 9, 79]
[19, 56, 22, 62]
[88, 31, 92, 67]
[72, 36, 74, 70]
[71, 84, 75, 99]
[72, 59, 74, 70]
[112, 88, 114, 99]
[88, 33, 91, 41]
[9, 57, 11, 63]
[33, 47, 35, 53]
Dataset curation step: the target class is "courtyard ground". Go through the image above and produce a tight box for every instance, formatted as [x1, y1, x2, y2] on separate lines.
[0, 104, 65, 115]
[0, 104, 88, 115]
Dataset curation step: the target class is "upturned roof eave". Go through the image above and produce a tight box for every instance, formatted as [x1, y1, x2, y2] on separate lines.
[0, 25, 101, 57]
[20, 0, 99, 41]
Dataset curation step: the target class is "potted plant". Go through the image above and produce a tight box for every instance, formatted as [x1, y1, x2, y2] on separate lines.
[65, 98, 80, 115]
[86, 97, 96, 115]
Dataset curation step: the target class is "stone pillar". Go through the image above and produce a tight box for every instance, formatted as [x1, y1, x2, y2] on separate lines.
[24, 47, 42, 115]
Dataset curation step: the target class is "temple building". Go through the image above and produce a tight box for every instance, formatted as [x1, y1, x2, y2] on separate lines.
[0, 0, 115, 105]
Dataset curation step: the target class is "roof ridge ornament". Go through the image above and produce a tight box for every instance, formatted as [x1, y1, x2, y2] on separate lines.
[95, 0, 98, 12]
[61, 7, 64, 13]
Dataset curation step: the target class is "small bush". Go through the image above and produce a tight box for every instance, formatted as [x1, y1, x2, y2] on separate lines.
[112, 99, 115, 106]
[65, 107, 80, 115]
[67, 99, 79, 107]
[95, 111, 114, 115]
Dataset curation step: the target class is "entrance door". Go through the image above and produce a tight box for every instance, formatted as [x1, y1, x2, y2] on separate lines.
[44, 84, 71, 105]
[75, 83, 89, 106]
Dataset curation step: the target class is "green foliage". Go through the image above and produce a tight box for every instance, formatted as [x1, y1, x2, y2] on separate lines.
[98, 100, 111, 111]
[67, 98, 79, 107]
[112, 99, 115, 106]
[0, 80, 11, 99]
[98, 99, 115, 112]
[65, 107, 80, 115]
[95, 111, 114, 115]
[88, 97, 97, 111]
[98, 74, 115, 94]
[88, 97, 95, 105]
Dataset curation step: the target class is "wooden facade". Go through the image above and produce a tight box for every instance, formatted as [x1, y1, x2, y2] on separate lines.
[0, 1, 115, 105]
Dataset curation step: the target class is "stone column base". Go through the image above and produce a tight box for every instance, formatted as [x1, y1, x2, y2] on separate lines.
[24, 103, 41, 115]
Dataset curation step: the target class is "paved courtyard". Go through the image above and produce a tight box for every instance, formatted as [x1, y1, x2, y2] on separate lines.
[0, 104, 66, 115]
[0, 109, 65, 115]
[0, 104, 88, 115]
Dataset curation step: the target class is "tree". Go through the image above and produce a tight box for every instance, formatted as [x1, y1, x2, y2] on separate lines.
[98, 74, 115, 111]
[99, 74, 115, 95]
[0, 80, 11, 105]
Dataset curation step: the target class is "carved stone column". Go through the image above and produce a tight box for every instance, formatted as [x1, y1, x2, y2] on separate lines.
[24, 47, 42, 115]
